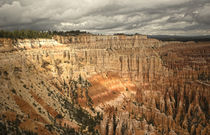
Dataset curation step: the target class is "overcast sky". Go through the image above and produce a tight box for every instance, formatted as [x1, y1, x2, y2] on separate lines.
[0, 0, 210, 35]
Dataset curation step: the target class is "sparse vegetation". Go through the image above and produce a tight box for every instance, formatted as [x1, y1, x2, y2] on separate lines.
[60, 97, 101, 134]
[0, 120, 38, 135]
[198, 72, 209, 81]
[55, 114, 63, 119]
[33, 102, 37, 107]
[43, 76, 102, 134]
[66, 75, 94, 111]
[11, 88, 16, 94]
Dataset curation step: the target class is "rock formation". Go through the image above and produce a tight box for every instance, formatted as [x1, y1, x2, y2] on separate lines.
[0, 35, 209, 135]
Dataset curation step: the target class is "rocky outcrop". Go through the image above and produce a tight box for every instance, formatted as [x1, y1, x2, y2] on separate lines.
[0, 38, 61, 52]
[0, 35, 209, 135]
[14, 38, 62, 49]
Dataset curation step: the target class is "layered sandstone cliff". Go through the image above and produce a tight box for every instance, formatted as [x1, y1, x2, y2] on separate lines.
[0, 35, 209, 135]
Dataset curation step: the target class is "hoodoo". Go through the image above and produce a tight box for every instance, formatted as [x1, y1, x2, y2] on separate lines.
[0, 34, 209, 135]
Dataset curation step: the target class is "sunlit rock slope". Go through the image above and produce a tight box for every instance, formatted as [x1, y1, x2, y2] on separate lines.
[0, 35, 209, 135]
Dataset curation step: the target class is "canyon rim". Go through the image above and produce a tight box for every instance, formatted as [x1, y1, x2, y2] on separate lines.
[0, 0, 210, 135]
[0, 33, 209, 135]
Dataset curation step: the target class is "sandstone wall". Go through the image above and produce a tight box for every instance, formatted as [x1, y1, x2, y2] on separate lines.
[0, 35, 209, 135]
[0, 38, 61, 52]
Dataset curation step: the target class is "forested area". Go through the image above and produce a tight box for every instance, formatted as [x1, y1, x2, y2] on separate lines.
[0, 30, 90, 39]
[0, 30, 52, 39]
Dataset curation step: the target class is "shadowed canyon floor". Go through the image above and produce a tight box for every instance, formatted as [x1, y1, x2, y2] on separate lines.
[0, 35, 209, 135]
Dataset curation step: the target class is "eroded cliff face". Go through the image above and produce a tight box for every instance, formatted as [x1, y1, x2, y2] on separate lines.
[0, 35, 209, 135]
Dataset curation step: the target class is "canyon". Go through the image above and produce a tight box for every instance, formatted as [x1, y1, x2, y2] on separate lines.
[0, 35, 209, 135]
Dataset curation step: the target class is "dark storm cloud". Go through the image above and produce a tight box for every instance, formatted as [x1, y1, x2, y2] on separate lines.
[0, 0, 210, 35]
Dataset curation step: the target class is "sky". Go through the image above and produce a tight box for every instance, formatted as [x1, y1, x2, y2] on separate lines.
[0, 0, 210, 35]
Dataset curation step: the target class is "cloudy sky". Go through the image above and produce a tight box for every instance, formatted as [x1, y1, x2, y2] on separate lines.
[0, 0, 210, 35]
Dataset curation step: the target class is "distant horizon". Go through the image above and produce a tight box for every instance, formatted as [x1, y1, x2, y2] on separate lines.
[0, 0, 210, 36]
[1, 29, 210, 37]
